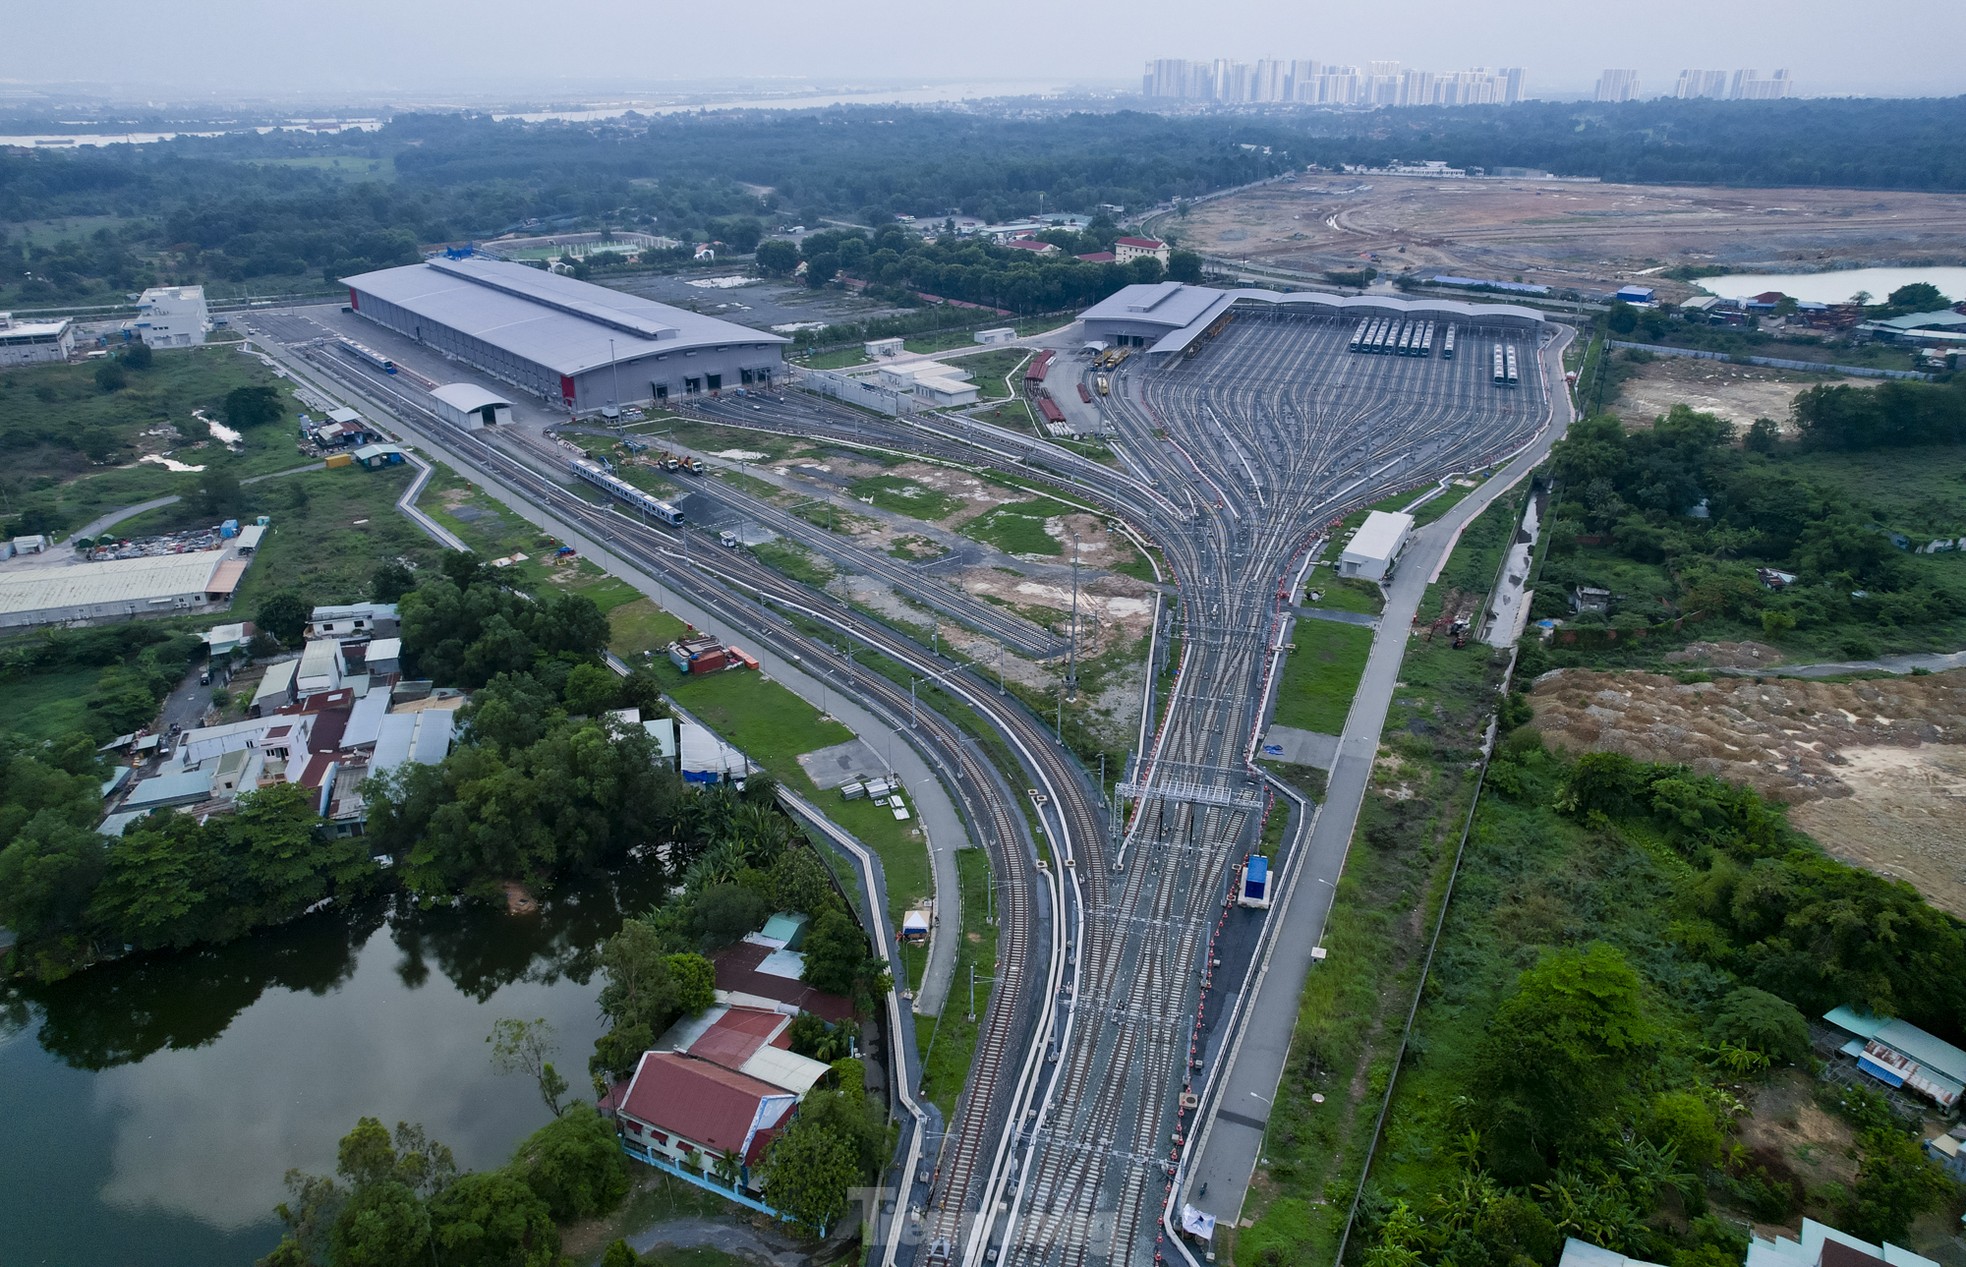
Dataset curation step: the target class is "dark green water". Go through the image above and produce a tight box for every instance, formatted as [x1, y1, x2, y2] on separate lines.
[0, 868, 663, 1267]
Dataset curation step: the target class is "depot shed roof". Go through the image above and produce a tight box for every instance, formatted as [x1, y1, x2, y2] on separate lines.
[429, 383, 513, 411]
[342, 257, 787, 378]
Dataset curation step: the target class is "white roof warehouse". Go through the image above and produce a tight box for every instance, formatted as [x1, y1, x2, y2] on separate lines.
[0, 549, 250, 630]
[341, 256, 788, 415]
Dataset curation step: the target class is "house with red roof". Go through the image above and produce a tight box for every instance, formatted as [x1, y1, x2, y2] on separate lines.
[711, 940, 855, 1023]
[606, 1050, 796, 1189]
[658, 1002, 834, 1095]
[1076, 251, 1117, 264]
[1114, 236, 1170, 265]
[1003, 237, 1059, 256]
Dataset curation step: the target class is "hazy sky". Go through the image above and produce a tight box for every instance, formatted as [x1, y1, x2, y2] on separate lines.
[7, 0, 1964, 101]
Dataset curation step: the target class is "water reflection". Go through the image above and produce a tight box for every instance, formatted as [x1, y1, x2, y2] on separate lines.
[0, 865, 662, 1266]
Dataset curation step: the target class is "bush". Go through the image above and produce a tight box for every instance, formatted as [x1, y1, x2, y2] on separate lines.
[506, 1104, 628, 1222]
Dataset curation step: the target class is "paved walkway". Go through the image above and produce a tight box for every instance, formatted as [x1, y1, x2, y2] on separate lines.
[1711, 648, 1966, 679]
[623, 1215, 807, 1267]
[1177, 329, 1578, 1245]
[70, 461, 324, 544]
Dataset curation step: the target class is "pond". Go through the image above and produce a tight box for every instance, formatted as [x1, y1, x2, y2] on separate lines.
[1697, 265, 1966, 305]
[0, 867, 662, 1266]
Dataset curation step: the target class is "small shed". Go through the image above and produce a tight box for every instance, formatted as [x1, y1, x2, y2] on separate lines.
[429, 383, 515, 431]
[760, 912, 810, 950]
[1614, 285, 1656, 305]
[900, 907, 931, 945]
[352, 443, 408, 469]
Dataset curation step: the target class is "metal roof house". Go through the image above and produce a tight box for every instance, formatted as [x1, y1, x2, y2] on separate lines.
[428, 383, 514, 431]
[1822, 1007, 1966, 1111]
[343, 257, 788, 415]
[1340, 511, 1415, 583]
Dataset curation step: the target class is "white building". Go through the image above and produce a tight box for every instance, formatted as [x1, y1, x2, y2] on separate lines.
[429, 383, 515, 431]
[1113, 237, 1171, 266]
[1339, 511, 1414, 582]
[0, 313, 75, 366]
[1594, 69, 1640, 102]
[874, 362, 980, 408]
[306, 602, 399, 641]
[133, 286, 209, 348]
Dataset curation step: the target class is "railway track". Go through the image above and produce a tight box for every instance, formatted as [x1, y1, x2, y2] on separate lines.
[261, 331, 1101, 1266]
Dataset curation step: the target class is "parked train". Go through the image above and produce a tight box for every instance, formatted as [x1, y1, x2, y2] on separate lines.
[568, 457, 684, 525]
[338, 339, 396, 373]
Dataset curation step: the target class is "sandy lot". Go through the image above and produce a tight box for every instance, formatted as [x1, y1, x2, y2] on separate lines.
[1611, 356, 1866, 433]
[1176, 175, 1966, 299]
[1531, 667, 1966, 915]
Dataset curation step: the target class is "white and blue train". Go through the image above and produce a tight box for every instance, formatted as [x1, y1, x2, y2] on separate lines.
[569, 457, 684, 525]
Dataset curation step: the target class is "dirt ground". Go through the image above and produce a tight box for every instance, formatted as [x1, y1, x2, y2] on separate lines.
[1611, 356, 1866, 434]
[1177, 174, 1966, 299]
[1530, 667, 1966, 915]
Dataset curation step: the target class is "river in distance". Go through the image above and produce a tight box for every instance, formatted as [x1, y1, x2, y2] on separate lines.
[1698, 265, 1966, 305]
[0, 866, 664, 1266]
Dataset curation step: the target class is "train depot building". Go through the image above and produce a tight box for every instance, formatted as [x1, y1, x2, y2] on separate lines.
[341, 256, 787, 415]
[1077, 281, 1544, 358]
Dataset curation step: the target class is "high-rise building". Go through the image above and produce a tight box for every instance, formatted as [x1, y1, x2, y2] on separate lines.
[1674, 69, 1729, 99]
[1137, 55, 1528, 108]
[1730, 68, 1795, 100]
[1595, 69, 1640, 102]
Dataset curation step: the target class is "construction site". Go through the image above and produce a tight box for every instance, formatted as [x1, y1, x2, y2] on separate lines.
[1170, 173, 1966, 300]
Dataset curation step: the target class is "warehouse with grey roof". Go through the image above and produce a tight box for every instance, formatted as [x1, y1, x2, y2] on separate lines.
[342, 257, 788, 415]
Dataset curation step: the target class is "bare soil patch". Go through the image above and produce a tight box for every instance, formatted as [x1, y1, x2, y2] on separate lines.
[1612, 356, 1866, 434]
[1531, 668, 1966, 914]
[1178, 174, 1966, 300]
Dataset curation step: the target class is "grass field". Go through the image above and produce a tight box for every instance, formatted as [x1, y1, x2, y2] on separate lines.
[418, 470, 644, 614]
[915, 847, 999, 1116]
[959, 349, 1032, 400]
[607, 598, 690, 661]
[1, 345, 324, 536]
[661, 666, 933, 949]
[850, 474, 963, 521]
[1303, 576, 1383, 615]
[1235, 494, 1520, 1267]
[240, 156, 394, 181]
[1272, 619, 1374, 734]
[227, 465, 436, 613]
[0, 665, 102, 742]
[961, 498, 1070, 557]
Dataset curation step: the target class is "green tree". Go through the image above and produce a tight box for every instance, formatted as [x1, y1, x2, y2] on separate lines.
[225, 384, 286, 428]
[120, 339, 153, 369]
[1844, 1128, 1949, 1243]
[369, 561, 417, 604]
[755, 238, 800, 275]
[1883, 282, 1948, 315]
[668, 952, 715, 1016]
[800, 907, 868, 996]
[1744, 417, 1780, 454]
[1606, 302, 1639, 335]
[428, 1170, 558, 1267]
[255, 590, 312, 647]
[1166, 250, 1204, 283]
[0, 812, 107, 975]
[1707, 986, 1808, 1066]
[768, 848, 835, 918]
[94, 359, 127, 392]
[602, 1241, 640, 1267]
[563, 661, 624, 716]
[1477, 943, 1658, 1176]
[508, 1104, 630, 1222]
[328, 1180, 429, 1267]
[759, 1111, 861, 1237]
[489, 1017, 568, 1117]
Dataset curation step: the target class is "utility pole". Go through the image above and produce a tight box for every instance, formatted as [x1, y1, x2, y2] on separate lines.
[910, 677, 918, 729]
[997, 641, 1006, 696]
[608, 337, 619, 417]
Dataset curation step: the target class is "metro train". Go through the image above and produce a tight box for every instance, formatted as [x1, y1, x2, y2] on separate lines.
[338, 339, 396, 373]
[568, 457, 684, 525]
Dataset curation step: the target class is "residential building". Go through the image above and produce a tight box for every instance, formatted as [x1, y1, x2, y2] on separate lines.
[133, 286, 209, 348]
[0, 312, 75, 366]
[1595, 69, 1641, 102]
[1675, 69, 1731, 99]
[1113, 237, 1171, 266]
[1002, 238, 1059, 256]
[1560, 1220, 1940, 1267]
[656, 1002, 832, 1096]
[606, 1050, 795, 1186]
[1141, 56, 1523, 107]
[1731, 69, 1795, 100]
[1822, 1007, 1966, 1112]
[711, 939, 855, 1023]
[306, 602, 399, 641]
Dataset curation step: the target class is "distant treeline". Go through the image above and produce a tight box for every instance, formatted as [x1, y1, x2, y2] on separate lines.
[7, 98, 1966, 310]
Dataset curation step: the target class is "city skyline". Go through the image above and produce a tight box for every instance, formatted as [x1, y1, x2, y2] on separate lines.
[1143, 58, 1527, 107]
[3, 0, 1964, 100]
